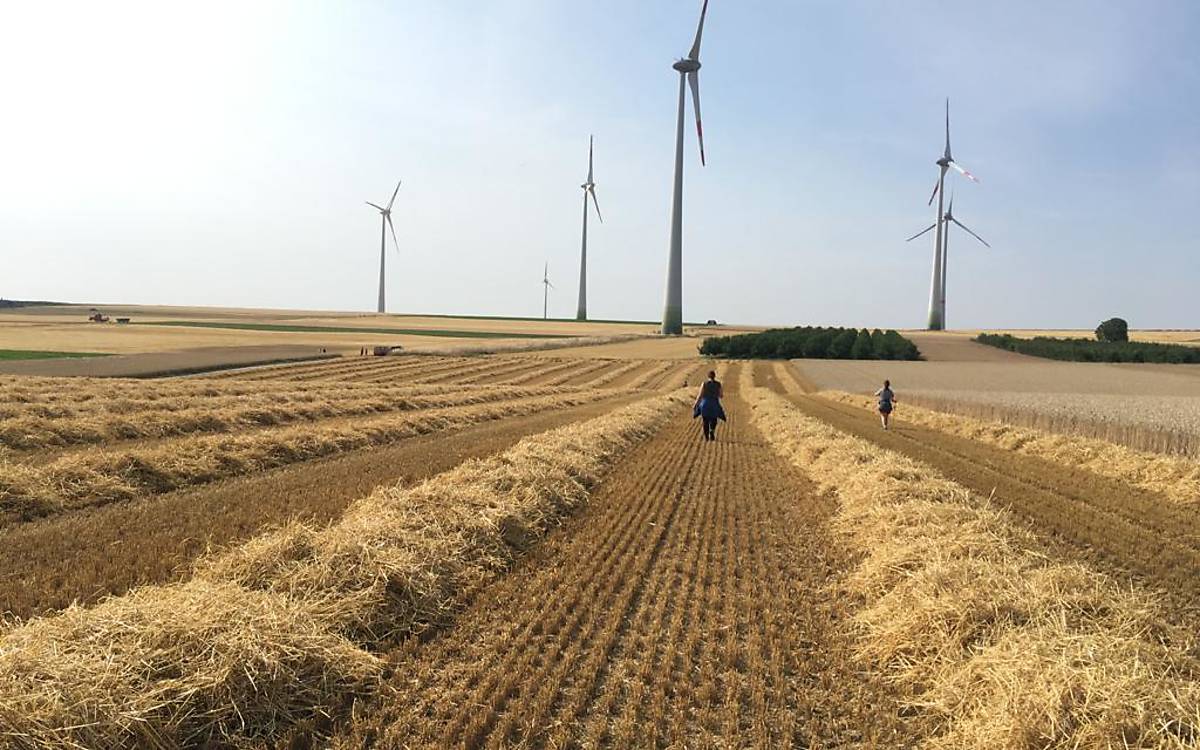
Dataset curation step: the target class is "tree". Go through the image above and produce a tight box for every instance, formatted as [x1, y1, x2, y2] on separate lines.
[1095, 317, 1129, 343]
[851, 329, 874, 359]
[829, 328, 857, 359]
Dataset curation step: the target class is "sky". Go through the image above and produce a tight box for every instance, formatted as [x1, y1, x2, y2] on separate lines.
[1, 0, 1197, 329]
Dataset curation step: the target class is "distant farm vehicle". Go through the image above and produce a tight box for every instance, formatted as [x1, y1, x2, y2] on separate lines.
[706, 319, 718, 326]
[115, 318, 131, 324]
[88, 312, 109, 323]
[373, 345, 403, 356]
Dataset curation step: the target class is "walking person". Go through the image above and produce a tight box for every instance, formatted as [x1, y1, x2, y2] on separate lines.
[875, 379, 896, 430]
[693, 370, 726, 442]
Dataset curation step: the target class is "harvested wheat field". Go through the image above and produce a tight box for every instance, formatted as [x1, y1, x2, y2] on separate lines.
[2, 348, 1199, 748]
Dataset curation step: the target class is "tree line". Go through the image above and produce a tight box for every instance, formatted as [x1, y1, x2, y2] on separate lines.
[700, 327, 922, 360]
[975, 333, 1200, 363]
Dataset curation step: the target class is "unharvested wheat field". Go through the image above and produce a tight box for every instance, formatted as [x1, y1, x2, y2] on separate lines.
[1, 344, 1198, 748]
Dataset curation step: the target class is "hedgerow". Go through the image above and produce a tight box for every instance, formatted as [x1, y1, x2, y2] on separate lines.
[699, 327, 921, 360]
[975, 333, 1200, 363]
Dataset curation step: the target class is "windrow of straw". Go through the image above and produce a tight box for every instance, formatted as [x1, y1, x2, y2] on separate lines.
[0, 392, 684, 749]
[624, 361, 676, 390]
[247, 354, 492, 385]
[0, 371, 495, 410]
[748, 387, 1200, 748]
[577, 358, 646, 389]
[0, 383, 581, 451]
[824, 391, 1200, 505]
[0, 391, 600, 525]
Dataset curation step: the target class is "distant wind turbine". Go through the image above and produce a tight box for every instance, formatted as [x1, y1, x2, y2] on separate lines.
[923, 99, 979, 330]
[576, 136, 603, 321]
[366, 181, 401, 314]
[661, 0, 710, 336]
[542, 262, 554, 320]
[907, 192, 990, 329]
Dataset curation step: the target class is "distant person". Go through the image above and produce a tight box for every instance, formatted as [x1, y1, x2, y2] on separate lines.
[875, 379, 896, 430]
[693, 370, 726, 442]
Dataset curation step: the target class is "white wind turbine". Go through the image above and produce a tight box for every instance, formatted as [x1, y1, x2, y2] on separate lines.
[907, 192, 990, 328]
[923, 99, 978, 330]
[661, 0, 710, 336]
[576, 135, 603, 321]
[542, 262, 554, 320]
[365, 181, 401, 314]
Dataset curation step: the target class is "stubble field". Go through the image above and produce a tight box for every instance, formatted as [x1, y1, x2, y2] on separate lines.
[1, 329, 1198, 748]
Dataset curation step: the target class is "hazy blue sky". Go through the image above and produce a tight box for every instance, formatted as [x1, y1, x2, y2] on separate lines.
[1, 1, 1197, 328]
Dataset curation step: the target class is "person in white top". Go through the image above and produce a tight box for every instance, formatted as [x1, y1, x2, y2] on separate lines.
[874, 380, 896, 430]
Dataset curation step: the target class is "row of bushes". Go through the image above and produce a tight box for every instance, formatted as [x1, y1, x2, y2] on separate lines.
[976, 333, 1200, 363]
[700, 327, 922, 360]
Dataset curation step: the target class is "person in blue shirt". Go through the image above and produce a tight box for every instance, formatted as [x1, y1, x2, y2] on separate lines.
[693, 370, 726, 442]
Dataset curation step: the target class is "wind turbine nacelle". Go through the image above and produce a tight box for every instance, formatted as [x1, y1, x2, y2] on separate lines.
[673, 58, 701, 73]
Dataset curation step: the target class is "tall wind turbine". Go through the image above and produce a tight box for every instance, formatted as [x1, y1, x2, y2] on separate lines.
[576, 136, 603, 321]
[661, 0, 709, 336]
[366, 180, 401, 314]
[923, 99, 978, 330]
[542, 262, 554, 320]
[907, 192, 990, 328]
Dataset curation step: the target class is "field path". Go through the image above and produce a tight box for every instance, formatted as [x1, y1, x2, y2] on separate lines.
[768, 362, 1200, 620]
[331, 367, 910, 748]
[0, 395, 641, 620]
[904, 331, 1032, 362]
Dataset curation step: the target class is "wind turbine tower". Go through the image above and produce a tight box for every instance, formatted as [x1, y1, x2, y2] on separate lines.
[661, 0, 710, 335]
[542, 262, 554, 320]
[366, 181, 401, 314]
[923, 99, 978, 330]
[576, 136, 603, 321]
[906, 192, 991, 328]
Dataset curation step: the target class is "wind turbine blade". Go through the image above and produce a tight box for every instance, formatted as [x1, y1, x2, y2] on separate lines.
[386, 214, 400, 253]
[688, 0, 709, 59]
[386, 180, 401, 211]
[944, 97, 951, 159]
[927, 179, 940, 206]
[587, 135, 594, 183]
[905, 224, 937, 242]
[365, 201, 385, 211]
[589, 187, 603, 223]
[948, 160, 979, 183]
[687, 70, 706, 166]
[951, 218, 991, 248]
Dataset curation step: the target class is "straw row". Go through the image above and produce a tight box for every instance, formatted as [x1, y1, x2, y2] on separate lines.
[748, 387, 1199, 748]
[0, 391, 601, 525]
[0, 371, 497, 408]
[0, 392, 682, 749]
[824, 391, 1200, 505]
[0, 384, 580, 452]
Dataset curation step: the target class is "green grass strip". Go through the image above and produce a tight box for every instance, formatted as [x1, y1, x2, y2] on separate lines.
[0, 349, 111, 361]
